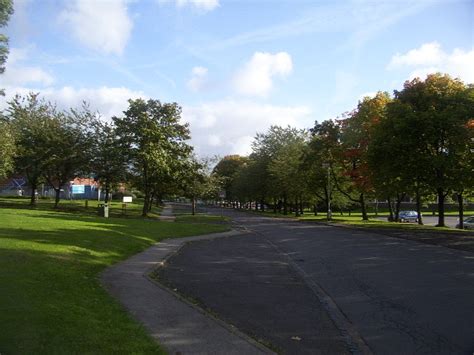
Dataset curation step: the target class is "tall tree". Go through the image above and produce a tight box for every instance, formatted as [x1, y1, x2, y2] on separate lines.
[0, 0, 13, 95]
[267, 127, 308, 216]
[212, 155, 248, 205]
[249, 126, 307, 214]
[90, 121, 128, 203]
[337, 92, 391, 220]
[42, 104, 95, 208]
[305, 120, 343, 218]
[0, 118, 15, 179]
[390, 74, 473, 227]
[8, 94, 52, 205]
[114, 98, 192, 217]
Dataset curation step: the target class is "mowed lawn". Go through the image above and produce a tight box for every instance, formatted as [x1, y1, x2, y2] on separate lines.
[0, 200, 228, 354]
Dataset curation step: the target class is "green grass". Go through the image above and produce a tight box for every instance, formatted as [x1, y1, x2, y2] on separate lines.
[240, 208, 473, 233]
[0, 198, 228, 354]
[298, 214, 474, 233]
[0, 196, 163, 218]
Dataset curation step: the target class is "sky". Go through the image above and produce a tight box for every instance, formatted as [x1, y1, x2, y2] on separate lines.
[1, 0, 473, 157]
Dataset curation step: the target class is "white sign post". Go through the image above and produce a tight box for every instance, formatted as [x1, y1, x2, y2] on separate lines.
[122, 196, 132, 215]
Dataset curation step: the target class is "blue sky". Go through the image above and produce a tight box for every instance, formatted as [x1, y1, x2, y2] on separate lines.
[2, 0, 473, 156]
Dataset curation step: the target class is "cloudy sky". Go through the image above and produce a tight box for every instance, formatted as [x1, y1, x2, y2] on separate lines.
[1, 0, 473, 157]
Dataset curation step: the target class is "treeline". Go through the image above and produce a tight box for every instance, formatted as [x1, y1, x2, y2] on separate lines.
[0, 94, 207, 216]
[212, 74, 474, 228]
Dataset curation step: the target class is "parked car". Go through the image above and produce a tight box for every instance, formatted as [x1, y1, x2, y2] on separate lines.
[398, 210, 419, 223]
[456, 216, 474, 230]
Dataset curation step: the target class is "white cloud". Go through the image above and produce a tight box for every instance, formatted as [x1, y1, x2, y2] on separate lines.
[187, 66, 208, 92]
[387, 42, 474, 83]
[3, 67, 54, 87]
[233, 52, 293, 97]
[1, 86, 146, 119]
[182, 99, 311, 156]
[59, 0, 133, 56]
[388, 42, 444, 68]
[3, 47, 54, 87]
[159, 0, 219, 12]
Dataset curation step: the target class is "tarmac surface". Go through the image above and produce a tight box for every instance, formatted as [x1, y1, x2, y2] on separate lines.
[101, 230, 274, 355]
[158, 206, 474, 354]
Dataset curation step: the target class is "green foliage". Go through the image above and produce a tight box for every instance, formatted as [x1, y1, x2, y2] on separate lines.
[8, 94, 55, 204]
[376, 74, 474, 225]
[212, 154, 248, 201]
[305, 120, 350, 211]
[91, 121, 128, 202]
[0, 119, 15, 178]
[114, 98, 192, 216]
[7, 94, 96, 207]
[0, 0, 13, 95]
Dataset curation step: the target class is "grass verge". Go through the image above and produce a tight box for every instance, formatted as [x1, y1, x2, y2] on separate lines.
[0, 198, 229, 354]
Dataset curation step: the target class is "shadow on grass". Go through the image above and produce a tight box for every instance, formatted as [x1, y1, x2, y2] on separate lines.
[0, 197, 160, 220]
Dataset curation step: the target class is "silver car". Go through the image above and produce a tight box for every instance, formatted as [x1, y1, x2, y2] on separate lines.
[398, 210, 419, 223]
[456, 216, 474, 230]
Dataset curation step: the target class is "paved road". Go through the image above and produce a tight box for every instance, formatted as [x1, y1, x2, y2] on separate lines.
[158, 207, 474, 354]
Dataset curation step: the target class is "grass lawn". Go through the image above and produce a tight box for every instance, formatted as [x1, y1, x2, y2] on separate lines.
[0, 198, 229, 354]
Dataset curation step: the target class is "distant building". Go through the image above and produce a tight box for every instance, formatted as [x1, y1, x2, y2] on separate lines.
[0, 176, 100, 199]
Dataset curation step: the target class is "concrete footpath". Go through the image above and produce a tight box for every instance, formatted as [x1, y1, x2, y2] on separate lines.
[158, 204, 176, 222]
[100, 230, 273, 355]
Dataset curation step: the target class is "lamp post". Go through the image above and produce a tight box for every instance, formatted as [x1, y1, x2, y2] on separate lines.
[322, 162, 332, 221]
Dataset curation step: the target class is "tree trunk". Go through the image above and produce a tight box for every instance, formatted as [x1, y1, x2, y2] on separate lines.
[395, 193, 405, 222]
[360, 194, 368, 220]
[54, 188, 61, 208]
[30, 183, 37, 206]
[436, 188, 445, 227]
[105, 185, 110, 203]
[313, 203, 318, 216]
[142, 197, 148, 216]
[415, 188, 423, 225]
[148, 192, 154, 212]
[283, 195, 288, 215]
[273, 198, 277, 214]
[299, 198, 303, 215]
[260, 199, 265, 212]
[457, 192, 464, 229]
[142, 187, 149, 217]
[294, 198, 300, 217]
[387, 196, 394, 221]
[192, 196, 196, 216]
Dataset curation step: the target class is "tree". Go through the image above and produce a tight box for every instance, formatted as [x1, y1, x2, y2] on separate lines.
[249, 126, 307, 215]
[0, 0, 13, 95]
[212, 155, 248, 206]
[267, 127, 308, 216]
[389, 74, 474, 227]
[305, 120, 343, 218]
[42, 104, 95, 208]
[0, 118, 15, 179]
[337, 92, 391, 220]
[8, 94, 53, 205]
[114, 98, 192, 217]
[90, 121, 128, 203]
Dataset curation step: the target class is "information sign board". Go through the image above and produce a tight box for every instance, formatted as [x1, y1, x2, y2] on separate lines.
[72, 185, 85, 194]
